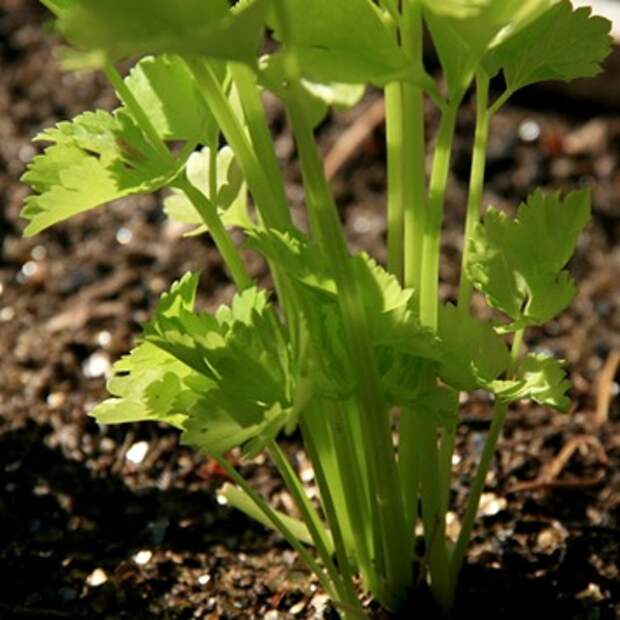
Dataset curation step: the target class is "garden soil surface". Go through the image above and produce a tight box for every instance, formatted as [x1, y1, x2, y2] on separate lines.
[0, 2, 619, 619]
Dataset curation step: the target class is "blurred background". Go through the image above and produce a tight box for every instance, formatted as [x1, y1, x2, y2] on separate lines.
[0, 1, 619, 618]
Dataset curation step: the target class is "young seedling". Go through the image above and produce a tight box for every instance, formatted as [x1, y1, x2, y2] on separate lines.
[23, 0, 611, 616]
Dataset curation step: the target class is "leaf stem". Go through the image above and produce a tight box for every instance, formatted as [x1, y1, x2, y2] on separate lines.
[174, 177, 252, 290]
[385, 81, 405, 283]
[417, 413, 452, 610]
[448, 328, 525, 591]
[457, 70, 490, 314]
[301, 414, 367, 616]
[183, 57, 292, 232]
[419, 101, 459, 329]
[273, 1, 410, 605]
[268, 441, 353, 605]
[228, 62, 290, 213]
[401, 0, 427, 293]
[212, 455, 339, 601]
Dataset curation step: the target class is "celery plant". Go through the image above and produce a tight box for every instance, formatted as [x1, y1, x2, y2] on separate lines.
[22, 0, 611, 616]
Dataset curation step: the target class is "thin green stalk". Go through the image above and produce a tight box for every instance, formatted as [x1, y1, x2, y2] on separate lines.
[489, 88, 512, 117]
[268, 442, 357, 607]
[286, 90, 410, 606]
[208, 135, 219, 203]
[104, 63, 173, 165]
[385, 81, 405, 283]
[417, 414, 452, 610]
[419, 102, 459, 329]
[212, 455, 339, 602]
[327, 402, 377, 595]
[398, 409, 420, 539]
[437, 419, 457, 520]
[174, 177, 252, 290]
[272, 4, 410, 597]
[229, 63, 289, 213]
[449, 328, 525, 590]
[457, 71, 490, 313]
[401, 0, 427, 293]
[183, 57, 292, 232]
[301, 415, 367, 616]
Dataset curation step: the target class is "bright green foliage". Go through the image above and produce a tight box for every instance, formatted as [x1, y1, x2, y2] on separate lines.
[21, 109, 182, 236]
[487, 353, 571, 412]
[423, 0, 555, 96]
[466, 190, 591, 331]
[437, 303, 510, 391]
[94, 273, 296, 457]
[23, 1, 612, 616]
[259, 53, 366, 128]
[268, 0, 411, 85]
[165, 146, 251, 235]
[91, 272, 202, 428]
[248, 228, 442, 404]
[485, 2, 613, 92]
[124, 55, 216, 142]
[46, 0, 269, 67]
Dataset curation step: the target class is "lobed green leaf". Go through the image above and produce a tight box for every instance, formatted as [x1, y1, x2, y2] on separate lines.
[164, 146, 252, 236]
[21, 109, 182, 236]
[48, 0, 269, 67]
[466, 190, 591, 330]
[484, 2, 612, 92]
[269, 0, 411, 86]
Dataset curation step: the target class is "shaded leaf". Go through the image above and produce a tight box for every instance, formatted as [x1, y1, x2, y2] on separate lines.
[49, 0, 269, 67]
[270, 0, 411, 86]
[485, 2, 612, 91]
[437, 303, 510, 391]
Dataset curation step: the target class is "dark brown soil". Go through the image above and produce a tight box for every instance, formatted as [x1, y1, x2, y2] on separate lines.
[0, 2, 619, 619]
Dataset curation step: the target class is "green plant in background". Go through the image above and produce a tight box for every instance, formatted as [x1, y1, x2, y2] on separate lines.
[22, 0, 611, 616]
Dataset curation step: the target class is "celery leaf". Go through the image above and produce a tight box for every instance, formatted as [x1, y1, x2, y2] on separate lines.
[164, 146, 251, 236]
[124, 55, 215, 142]
[48, 0, 269, 67]
[484, 2, 612, 92]
[487, 354, 571, 412]
[466, 190, 590, 330]
[270, 0, 411, 86]
[21, 109, 182, 236]
[438, 303, 511, 391]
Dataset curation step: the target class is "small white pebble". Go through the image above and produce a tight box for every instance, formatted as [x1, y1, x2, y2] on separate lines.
[96, 330, 112, 347]
[518, 119, 541, 143]
[197, 573, 211, 586]
[352, 215, 372, 234]
[289, 601, 306, 615]
[133, 549, 152, 565]
[116, 227, 133, 245]
[21, 260, 38, 278]
[477, 492, 507, 517]
[0, 307, 14, 321]
[31, 245, 47, 260]
[451, 453, 461, 466]
[126, 441, 149, 465]
[86, 568, 108, 587]
[46, 392, 66, 408]
[18, 144, 36, 163]
[300, 467, 314, 483]
[82, 352, 111, 378]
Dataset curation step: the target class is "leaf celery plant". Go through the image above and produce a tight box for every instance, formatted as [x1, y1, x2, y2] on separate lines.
[23, 0, 611, 616]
